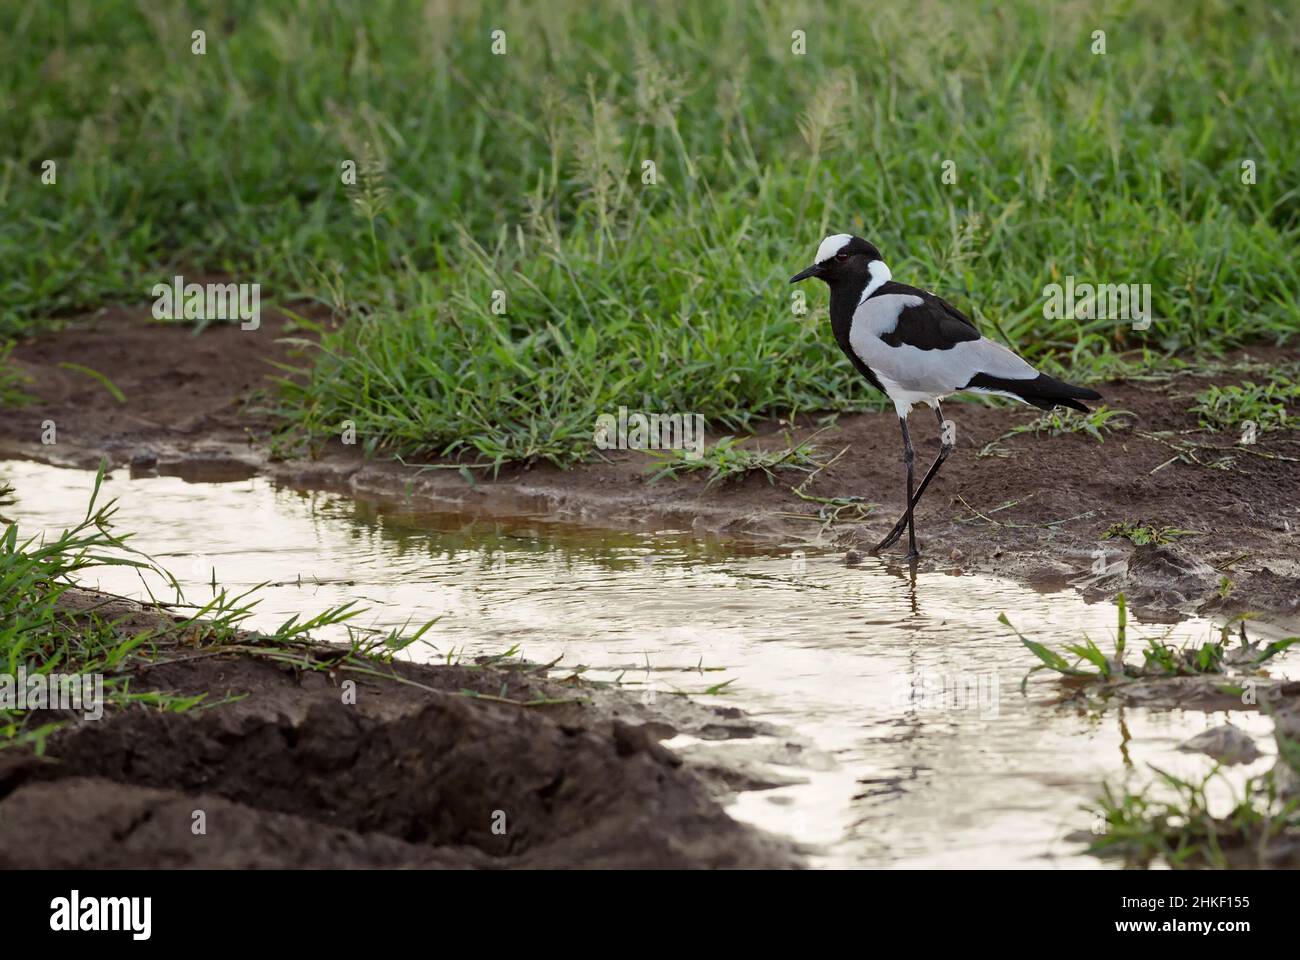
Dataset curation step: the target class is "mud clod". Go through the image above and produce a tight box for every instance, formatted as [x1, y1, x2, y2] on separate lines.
[0, 646, 798, 869]
[1177, 724, 1262, 765]
[1095, 543, 1221, 611]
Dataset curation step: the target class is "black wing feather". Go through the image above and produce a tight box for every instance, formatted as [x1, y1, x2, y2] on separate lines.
[871, 282, 980, 351]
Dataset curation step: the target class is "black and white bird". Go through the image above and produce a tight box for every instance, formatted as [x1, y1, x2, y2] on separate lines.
[790, 233, 1101, 560]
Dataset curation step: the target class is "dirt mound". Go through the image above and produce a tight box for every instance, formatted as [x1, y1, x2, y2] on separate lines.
[1093, 542, 1221, 609]
[0, 777, 487, 869]
[0, 647, 798, 869]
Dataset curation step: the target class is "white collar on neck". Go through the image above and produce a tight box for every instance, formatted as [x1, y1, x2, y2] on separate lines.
[857, 260, 892, 306]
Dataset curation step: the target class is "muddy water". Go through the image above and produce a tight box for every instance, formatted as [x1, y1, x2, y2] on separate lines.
[5, 460, 1296, 868]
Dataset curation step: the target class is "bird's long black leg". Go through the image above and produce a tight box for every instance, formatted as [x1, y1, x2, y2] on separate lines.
[872, 417, 920, 557]
[901, 418, 918, 559]
[874, 404, 953, 553]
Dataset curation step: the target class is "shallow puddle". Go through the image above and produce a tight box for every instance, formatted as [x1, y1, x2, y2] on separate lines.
[5, 460, 1296, 868]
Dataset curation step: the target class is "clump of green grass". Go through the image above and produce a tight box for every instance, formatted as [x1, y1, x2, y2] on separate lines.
[646, 434, 822, 487]
[1090, 761, 1300, 869]
[1102, 520, 1200, 546]
[1001, 594, 1298, 689]
[978, 405, 1133, 457]
[0, 464, 437, 750]
[4, 2, 1296, 463]
[1191, 376, 1300, 434]
[0, 466, 179, 750]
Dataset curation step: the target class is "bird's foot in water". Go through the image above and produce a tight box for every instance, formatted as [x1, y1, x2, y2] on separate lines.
[872, 519, 908, 553]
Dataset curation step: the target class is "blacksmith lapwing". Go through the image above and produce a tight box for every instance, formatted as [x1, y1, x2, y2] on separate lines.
[791, 234, 1101, 560]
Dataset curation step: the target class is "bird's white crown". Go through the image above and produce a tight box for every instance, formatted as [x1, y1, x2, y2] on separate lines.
[813, 233, 854, 264]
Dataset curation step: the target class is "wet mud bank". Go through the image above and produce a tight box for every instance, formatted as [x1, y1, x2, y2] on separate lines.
[0, 590, 799, 869]
[2, 309, 1297, 623]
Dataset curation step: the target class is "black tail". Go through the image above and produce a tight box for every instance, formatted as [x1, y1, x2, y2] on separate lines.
[966, 372, 1102, 413]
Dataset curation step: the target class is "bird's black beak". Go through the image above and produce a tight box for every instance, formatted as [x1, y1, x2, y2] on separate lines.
[789, 263, 821, 283]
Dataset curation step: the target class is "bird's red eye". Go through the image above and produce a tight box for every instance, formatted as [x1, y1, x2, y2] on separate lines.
[835, 252, 849, 261]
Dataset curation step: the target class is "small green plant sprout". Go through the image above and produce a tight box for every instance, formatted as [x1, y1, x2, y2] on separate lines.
[1191, 376, 1300, 434]
[1001, 594, 1299, 692]
[978, 406, 1134, 458]
[646, 432, 822, 487]
[57, 362, 126, 404]
[1102, 521, 1201, 546]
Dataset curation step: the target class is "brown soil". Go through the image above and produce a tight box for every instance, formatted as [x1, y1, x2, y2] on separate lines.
[2, 306, 1297, 619]
[0, 591, 797, 869]
[0, 304, 304, 475]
